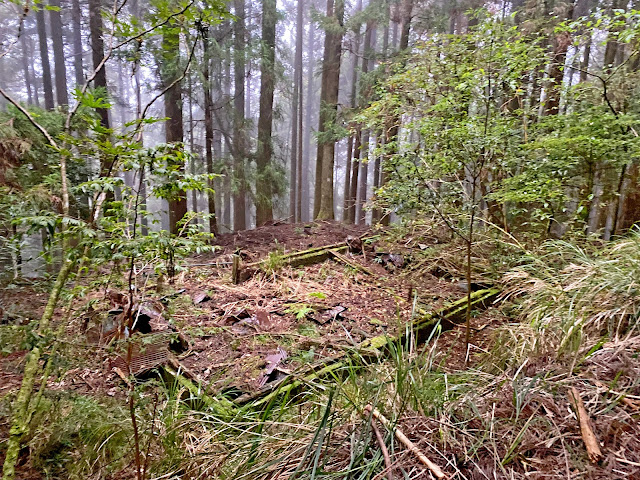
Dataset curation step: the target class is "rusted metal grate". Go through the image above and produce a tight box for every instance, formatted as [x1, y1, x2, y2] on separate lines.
[110, 339, 169, 376]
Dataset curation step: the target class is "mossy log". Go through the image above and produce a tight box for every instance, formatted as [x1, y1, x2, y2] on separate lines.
[235, 288, 499, 408]
[232, 238, 373, 284]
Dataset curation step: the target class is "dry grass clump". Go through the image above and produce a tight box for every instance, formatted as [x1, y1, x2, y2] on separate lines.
[501, 229, 640, 353]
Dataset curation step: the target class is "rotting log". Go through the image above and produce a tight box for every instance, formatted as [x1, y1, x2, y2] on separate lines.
[232, 237, 374, 284]
[235, 288, 499, 408]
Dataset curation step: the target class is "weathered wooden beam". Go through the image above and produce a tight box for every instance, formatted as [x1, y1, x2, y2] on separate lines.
[233, 240, 357, 284]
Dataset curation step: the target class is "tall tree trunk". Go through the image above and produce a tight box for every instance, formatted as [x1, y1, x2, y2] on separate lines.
[187, 73, 198, 224]
[289, 0, 305, 222]
[71, 0, 84, 86]
[543, 3, 573, 116]
[49, 0, 69, 107]
[580, 34, 592, 82]
[203, 27, 218, 236]
[256, 0, 277, 225]
[295, 0, 305, 223]
[380, 0, 412, 226]
[356, 21, 376, 225]
[162, 26, 187, 235]
[348, 130, 361, 223]
[315, 0, 345, 220]
[28, 32, 41, 107]
[223, 39, 232, 230]
[302, 11, 316, 222]
[343, 0, 363, 223]
[133, 59, 148, 236]
[371, 5, 390, 224]
[20, 26, 33, 105]
[233, 0, 247, 230]
[88, 0, 110, 129]
[36, 6, 55, 110]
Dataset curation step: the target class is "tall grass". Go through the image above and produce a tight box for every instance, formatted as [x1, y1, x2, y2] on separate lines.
[502, 227, 640, 352]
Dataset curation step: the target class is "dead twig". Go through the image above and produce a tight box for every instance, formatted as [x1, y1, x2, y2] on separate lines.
[364, 405, 447, 480]
[370, 414, 394, 480]
[568, 387, 603, 463]
[591, 379, 640, 411]
[330, 250, 374, 276]
[113, 366, 133, 388]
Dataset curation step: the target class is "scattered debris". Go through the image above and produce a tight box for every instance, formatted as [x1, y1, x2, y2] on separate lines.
[235, 288, 499, 407]
[312, 305, 347, 325]
[376, 253, 405, 271]
[233, 236, 374, 284]
[330, 250, 373, 276]
[346, 235, 363, 253]
[258, 348, 288, 386]
[192, 290, 211, 304]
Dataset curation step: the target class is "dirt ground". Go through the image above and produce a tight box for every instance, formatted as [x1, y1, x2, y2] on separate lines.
[2, 221, 638, 479]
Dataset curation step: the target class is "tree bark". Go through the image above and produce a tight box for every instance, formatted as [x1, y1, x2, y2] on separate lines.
[88, 0, 110, 128]
[371, 6, 390, 224]
[255, 0, 277, 225]
[302, 12, 316, 222]
[356, 21, 376, 225]
[36, 6, 55, 110]
[203, 27, 218, 236]
[71, 0, 84, 86]
[295, 0, 305, 223]
[343, 0, 362, 223]
[233, 0, 247, 230]
[49, 0, 69, 107]
[161, 25, 187, 235]
[315, 0, 345, 220]
[543, 3, 573, 116]
[289, 0, 304, 222]
[20, 24, 33, 105]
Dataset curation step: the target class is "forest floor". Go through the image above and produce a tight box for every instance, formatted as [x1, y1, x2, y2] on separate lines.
[1, 221, 639, 479]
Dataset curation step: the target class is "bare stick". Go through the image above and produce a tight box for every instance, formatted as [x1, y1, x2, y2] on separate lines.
[568, 387, 603, 463]
[370, 415, 394, 480]
[365, 405, 447, 480]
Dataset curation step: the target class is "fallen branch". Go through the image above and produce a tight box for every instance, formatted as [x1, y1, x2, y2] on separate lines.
[330, 250, 374, 276]
[568, 387, 603, 463]
[365, 406, 447, 480]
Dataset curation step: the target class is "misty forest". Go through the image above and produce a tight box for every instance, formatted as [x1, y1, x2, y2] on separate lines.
[2, 0, 640, 478]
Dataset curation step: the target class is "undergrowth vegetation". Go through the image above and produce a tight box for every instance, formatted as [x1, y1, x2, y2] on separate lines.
[3, 223, 640, 479]
[503, 227, 640, 354]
